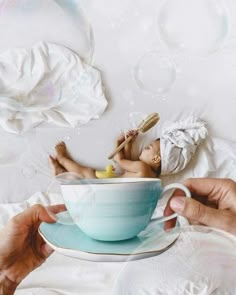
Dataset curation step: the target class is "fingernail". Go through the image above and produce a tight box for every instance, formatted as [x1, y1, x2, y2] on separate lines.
[46, 210, 58, 221]
[170, 197, 185, 213]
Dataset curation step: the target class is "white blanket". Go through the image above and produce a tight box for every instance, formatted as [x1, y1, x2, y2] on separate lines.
[0, 42, 107, 134]
[1, 192, 236, 295]
[1, 137, 236, 294]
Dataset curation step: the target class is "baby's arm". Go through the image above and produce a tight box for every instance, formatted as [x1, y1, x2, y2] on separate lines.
[124, 129, 138, 160]
[124, 141, 132, 160]
[117, 158, 145, 173]
[117, 130, 138, 160]
[114, 139, 145, 174]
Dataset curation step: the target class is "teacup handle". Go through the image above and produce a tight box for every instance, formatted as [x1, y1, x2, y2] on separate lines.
[151, 183, 191, 224]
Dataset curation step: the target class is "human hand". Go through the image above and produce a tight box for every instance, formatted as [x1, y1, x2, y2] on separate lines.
[0, 204, 66, 293]
[112, 134, 125, 163]
[116, 133, 126, 145]
[125, 129, 139, 144]
[164, 178, 236, 235]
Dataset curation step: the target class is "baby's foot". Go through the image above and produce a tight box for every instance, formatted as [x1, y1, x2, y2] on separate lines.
[55, 141, 69, 161]
[49, 155, 66, 175]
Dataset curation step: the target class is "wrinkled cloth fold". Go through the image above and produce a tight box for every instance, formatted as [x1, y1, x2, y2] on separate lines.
[160, 117, 208, 175]
[0, 42, 107, 133]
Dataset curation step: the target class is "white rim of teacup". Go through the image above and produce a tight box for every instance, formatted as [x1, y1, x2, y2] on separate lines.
[59, 177, 162, 186]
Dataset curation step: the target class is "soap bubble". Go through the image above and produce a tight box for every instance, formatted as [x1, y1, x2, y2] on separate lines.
[0, 136, 26, 166]
[0, 0, 41, 14]
[48, 173, 96, 225]
[0, 148, 20, 166]
[77, 128, 81, 135]
[134, 51, 176, 94]
[113, 226, 236, 294]
[0, 0, 94, 64]
[122, 89, 135, 106]
[21, 165, 37, 179]
[63, 135, 71, 141]
[158, 0, 229, 55]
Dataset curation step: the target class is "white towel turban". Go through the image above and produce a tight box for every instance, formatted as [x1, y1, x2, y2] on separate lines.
[160, 117, 208, 175]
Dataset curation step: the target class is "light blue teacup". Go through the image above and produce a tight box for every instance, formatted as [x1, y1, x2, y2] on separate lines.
[59, 178, 191, 241]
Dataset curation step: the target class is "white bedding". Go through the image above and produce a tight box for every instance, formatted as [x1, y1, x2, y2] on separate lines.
[1, 137, 236, 294]
[0, 0, 236, 294]
[1, 193, 236, 295]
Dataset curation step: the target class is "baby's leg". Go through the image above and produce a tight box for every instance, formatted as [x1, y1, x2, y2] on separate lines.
[49, 155, 67, 175]
[55, 142, 96, 179]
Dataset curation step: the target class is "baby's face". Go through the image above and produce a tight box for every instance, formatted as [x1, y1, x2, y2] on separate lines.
[139, 139, 161, 165]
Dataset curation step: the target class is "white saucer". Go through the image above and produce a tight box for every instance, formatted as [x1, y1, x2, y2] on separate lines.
[39, 212, 180, 262]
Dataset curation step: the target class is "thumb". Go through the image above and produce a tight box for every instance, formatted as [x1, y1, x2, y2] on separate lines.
[170, 197, 225, 228]
[41, 243, 54, 258]
[12, 204, 58, 228]
[33, 204, 58, 224]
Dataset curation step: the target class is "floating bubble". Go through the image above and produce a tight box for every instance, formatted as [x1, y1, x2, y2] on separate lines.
[160, 97, 167, 102]
[134, 51, 176, 94]
[113, 225, 236, 294]
[158, 0, 229, 55]
[0, 136, 26, 166]
[0, 0, 94, 64]
[21, 165, 37, 179]
[63, 136, 71, 141]
[175, 67, 182, 74]
[47, 172, 82, 195]
[122, 89, 135, 106]
[129, 100, 135, 106]
[90, 0, 134, 30]
[0, 0, 41, 14]
[186, 86, 199, 98]
[134, 10, 140, 17]
[0, 149, 20, 166]
[51, 173, 96, 225]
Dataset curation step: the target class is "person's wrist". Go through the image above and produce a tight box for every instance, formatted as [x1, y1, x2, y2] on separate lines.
[0, 273, 18, 295]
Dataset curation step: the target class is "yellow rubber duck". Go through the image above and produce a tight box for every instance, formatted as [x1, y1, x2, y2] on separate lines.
[95, 165, 116, 179]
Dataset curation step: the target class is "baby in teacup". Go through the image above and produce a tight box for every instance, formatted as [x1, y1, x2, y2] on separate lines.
[49, 117, 207, 178]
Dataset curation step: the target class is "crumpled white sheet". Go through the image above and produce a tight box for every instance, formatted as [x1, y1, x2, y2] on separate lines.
[0, 42, 107, 134]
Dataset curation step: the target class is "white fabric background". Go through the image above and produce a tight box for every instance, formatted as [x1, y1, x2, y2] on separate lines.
[0, 0, 236, 294]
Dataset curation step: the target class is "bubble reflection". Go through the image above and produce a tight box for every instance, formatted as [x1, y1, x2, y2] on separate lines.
[158, 0, 229, 55]
[134, 51, 176, 95]
[21, 165, 37, 179]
